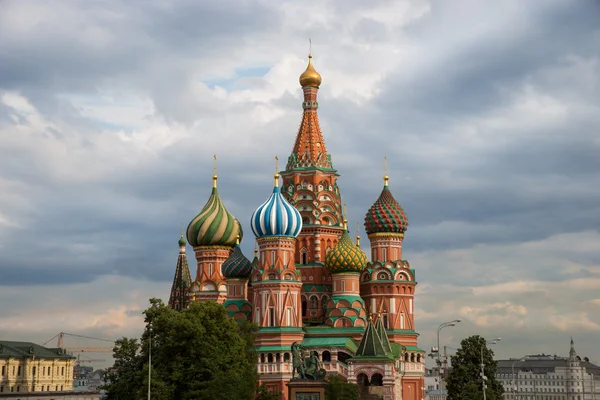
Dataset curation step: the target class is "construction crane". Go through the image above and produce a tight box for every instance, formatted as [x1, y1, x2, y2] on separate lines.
[43, 332, 115, 353]
[73, 354, 107, 382]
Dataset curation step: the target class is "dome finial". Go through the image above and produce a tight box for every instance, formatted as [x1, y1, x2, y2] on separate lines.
[274, 156, 280, 187]
[383, 155, 389, 187]
[299, 40, 322, 87]
[355, 221, 361, 247]
[213, 154, 218, 188]
[343, 203, 348, 230]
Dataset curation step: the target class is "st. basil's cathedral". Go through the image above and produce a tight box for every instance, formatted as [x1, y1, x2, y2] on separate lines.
[168, 53, 425, 400]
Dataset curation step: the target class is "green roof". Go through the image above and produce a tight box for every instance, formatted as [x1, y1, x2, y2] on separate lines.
[255, 346, 292, 352]
[403, 345, 424, 352]
[353, 319, 394, 360]
[0, 341, 75, 360]
[301, 337, 359, 353]
[303, 284, 331, 292]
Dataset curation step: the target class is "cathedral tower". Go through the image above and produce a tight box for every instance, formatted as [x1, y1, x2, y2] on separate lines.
[250, 168, 305, 395]
[361, 174, 417, 345]
[186, 165, 243, 303]
[223, 236, 253, 321]
[280, 53, 344, 324]
[323, 216, 369, 328]
[168, 233, 192, 311]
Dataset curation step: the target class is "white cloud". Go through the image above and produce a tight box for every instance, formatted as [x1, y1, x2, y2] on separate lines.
[0, 0, 599, 366]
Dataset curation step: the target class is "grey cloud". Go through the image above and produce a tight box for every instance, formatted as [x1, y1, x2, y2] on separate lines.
[0, 0, 599, 363]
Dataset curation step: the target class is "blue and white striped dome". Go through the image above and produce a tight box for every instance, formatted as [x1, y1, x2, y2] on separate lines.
[251, 174, 303, 238]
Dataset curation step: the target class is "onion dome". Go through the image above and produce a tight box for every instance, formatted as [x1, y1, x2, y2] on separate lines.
[325, 223, 368, 274]
[187, 174, 243, 247]
[364, 175, 408, 235]
[299, 54, 322, 88]
[222, 237, 252, 279]
[178, 233, 186, 247]
[251, 172, 303, 238]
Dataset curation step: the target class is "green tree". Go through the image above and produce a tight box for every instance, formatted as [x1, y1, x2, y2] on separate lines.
[103, 337, 143, 399]
[103, 298, 259, 400]
[255, 382, 281, 400]
[446, 335, 504, 400]
[324, 375, 359, 400]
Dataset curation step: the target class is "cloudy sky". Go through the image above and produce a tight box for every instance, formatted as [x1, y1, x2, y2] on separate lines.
[1, 0, 599, 367]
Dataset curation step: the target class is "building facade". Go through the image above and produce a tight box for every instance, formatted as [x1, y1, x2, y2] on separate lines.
[170, 52, 425, 400]
[0, 342, 75, 394]
[496, 339, 600, 400]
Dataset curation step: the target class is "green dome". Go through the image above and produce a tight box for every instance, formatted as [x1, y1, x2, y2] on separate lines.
[325, 229, 368, 274]
[186, 177, 243, 247]
[178, 233, 186, 247]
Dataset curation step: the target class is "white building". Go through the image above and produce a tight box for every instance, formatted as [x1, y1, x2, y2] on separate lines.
[496, 339, 600, 400]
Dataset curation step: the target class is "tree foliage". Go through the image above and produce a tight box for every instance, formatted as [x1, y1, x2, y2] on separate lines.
[446, 335, 504, 400]
[102, 298, 259, 400]
[324, 375, 359, 400]
[255, 382, 281, 400]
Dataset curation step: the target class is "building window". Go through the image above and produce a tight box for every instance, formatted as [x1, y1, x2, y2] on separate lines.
[208, 263, 213, 277]
[286, 307, 292, 326]
[301, 251, 307, 265]
[269, 308, 276, 327]
[382, 248, 387, 260]
[17, 366, 21, 376]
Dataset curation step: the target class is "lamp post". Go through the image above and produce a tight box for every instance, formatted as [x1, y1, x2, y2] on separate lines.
[436, 320, 461, 396]
[436, 320, 461, 374]
[511, 358, 525, 400]
[481, 338, 501, 400]
[148, 325, 152, 400]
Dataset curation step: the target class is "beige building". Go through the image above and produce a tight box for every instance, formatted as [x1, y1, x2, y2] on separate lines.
[0, 341, 75, 394]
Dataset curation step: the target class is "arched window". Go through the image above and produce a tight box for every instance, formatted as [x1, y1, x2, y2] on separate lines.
[208, 263, 213, 277]
[302, 299, 307, 317]
[322, 351, 331, 362]
[371, 373, 383, 386]
[267, 353, 273, 363]
[338, 351, 351, 364]
[410, 353, 415, 362]
[310, 296, 318, 310]
[301, 251, 308, 264]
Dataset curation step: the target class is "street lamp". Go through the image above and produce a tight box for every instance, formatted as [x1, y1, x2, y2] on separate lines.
[511, 358, 526, 400]
[436, 320, 461, 396]
[481, 338, 501, 400]
[436, 320, 461, 374]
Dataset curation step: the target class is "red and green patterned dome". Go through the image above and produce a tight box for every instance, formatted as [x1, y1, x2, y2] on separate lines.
[325, 229, 368, 274]
[364, 176, 408, 235]
[222, 241, 252, 279]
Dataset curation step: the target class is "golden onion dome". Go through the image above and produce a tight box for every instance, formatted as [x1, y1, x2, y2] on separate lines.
[299, 55, 322, 87]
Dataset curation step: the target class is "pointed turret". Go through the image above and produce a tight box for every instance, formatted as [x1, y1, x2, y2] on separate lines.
[286, 53, 333, 171]
[168, 233, 192, 311]
[375, 312, 393, 354]
[354, 317, 393, 359]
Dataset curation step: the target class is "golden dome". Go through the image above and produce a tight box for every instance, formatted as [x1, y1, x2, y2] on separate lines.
[299, 55, 322, 87]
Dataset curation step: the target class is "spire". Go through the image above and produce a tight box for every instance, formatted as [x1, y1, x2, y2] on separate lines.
[375, 312, 393, 354]
[383, 156, 389, 187]
[213, 154, 218, 188]
[355, 317, 392, 358]
[168, 234, 193, 311]
[274, 156, 280, 187]
[286, 50, 333, 171]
